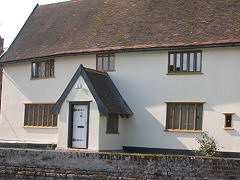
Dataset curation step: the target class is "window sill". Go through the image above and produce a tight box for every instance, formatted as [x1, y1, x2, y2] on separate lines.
[167, 72, 203, 75]
[23, 126, 58, 129]
[164, 129, 202, 133]
[97, 70, 116, 72]
[30, 76, 55, 80]
[223, 127, 234, 130]
[105, 132, 119, 134]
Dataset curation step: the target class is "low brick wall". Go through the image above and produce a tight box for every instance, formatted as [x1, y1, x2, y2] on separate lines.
[0, 148, 239, 179]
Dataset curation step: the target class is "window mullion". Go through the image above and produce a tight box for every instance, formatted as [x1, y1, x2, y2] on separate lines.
[172, 104, 175, 129]
[37, 105, 40, 126]
[194, 52, 197, 72]
[179, 104, 182, 129]
[45, 61, 47, 77]
[52, 114, 54, 127]
[32, 104, 35, 126]
[47, 105, 50, 126]
[180, 52, 183, 72]
[42, 105, 45, 127]
[168, 53, 170, 73]
[108, 55, 110, 71]
[174, 53, 176, 72]
[187, 53, 189, 72]
[194, 104, 197, 130]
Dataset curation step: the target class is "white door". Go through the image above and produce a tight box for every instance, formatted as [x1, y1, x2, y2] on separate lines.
[72, 105, 88, 149]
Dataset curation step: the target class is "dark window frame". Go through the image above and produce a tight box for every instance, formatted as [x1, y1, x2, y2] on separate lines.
[223, 113, 234, 129]
[96, 54, 115, 72]
[106, 114, 119, 134]
[168, 51, 202, 74]
[24, 103, 58, 128]
[165, 102, 204, 132]
[31, 59, 55, 79]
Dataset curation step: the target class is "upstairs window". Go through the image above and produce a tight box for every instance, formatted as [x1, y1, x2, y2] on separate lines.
[168, 51, 202, 74]
[97, 54, 115, 72]
[24, 103, 58, 128]
[31, 59, 54, 79]
[166, 102, 203, 132]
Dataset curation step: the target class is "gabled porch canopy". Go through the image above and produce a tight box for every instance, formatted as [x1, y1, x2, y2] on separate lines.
[51, 65, 133, 116]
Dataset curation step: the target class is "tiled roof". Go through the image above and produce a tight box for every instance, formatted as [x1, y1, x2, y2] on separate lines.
[51, 65, 133, 116]
[1, 0, 240, 63]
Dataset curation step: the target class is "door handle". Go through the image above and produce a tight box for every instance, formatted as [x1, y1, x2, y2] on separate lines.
[77, 126, 84, 128]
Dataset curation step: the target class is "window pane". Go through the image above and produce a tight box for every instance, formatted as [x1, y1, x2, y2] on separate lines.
[50, 60, 54, 76]
[107, 116, 112, 132]
[53, 115, 58, 127]
[173, 104, 180, 129]
[189, 53, 194, 72]
[183, 53, 187, 72]
[24, 105, 29, 126]
[45, 61, 50, 77]
[38, 105, 43, 126]
[43, 105, 48, 126]
[176, 53, 181, 72]
[32, 63, 36, 78]
[169, 53, 174, 72]
[113, 115, 118, 133]
[109, 55, 115, 70]
[107, 114, 118, 133]
[97, 56, 102, 70]
[226, 115, 232, 127]
[196, 104, 203, 130]
[188, 104, 195, 130]
[37, 62, 42, 77]
[34, 105, 38, 126]
[29, 105, 34, 126]
[48, 105, 54, 126]
[196, 52, 201, 72]
[103, 56, 108, 71]
[39, 61, 45, 77]
[181, 104, 188, 129]
[167, 104, 173, 129]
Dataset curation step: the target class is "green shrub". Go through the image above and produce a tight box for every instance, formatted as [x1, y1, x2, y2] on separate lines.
[46, 144, 54, 150]
[196, 131, 220, 157]
[21, 143, 27, 149]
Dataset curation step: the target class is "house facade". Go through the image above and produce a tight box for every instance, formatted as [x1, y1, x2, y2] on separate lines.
[0, 0, 240, 153]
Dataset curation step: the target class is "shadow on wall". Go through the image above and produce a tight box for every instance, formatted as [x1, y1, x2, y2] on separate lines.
[225, 113, 240, 136]
[0, 111, 19, 139]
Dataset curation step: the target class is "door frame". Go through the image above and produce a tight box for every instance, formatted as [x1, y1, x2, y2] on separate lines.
[68, 101, 91, 149]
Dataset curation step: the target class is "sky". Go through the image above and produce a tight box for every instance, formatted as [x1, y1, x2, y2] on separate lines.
[0, 0, 71, 50]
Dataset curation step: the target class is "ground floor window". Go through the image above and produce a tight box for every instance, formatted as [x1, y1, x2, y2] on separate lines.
[223, 112, 234, 129]
[24, 103, 58, 128]
[166, 102, 203, 132]
[106, 114, 119, 134]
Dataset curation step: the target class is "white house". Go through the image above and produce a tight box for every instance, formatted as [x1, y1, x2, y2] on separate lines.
[0, 0, 240, 155]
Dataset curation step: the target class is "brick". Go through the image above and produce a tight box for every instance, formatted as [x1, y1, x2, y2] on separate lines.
[36, 171, 46, 176]
[25, 171, 36, 176]
[55, 173, 67, 177]
[45, 172, 57, 177]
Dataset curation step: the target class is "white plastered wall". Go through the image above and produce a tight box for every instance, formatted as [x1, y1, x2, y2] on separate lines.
[0, 55, 96, 144]
[1, 47, 240, 152]
[57, 76, 100, 150]
[98, 115, 124, 151]
[109, 46, 240, 152]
